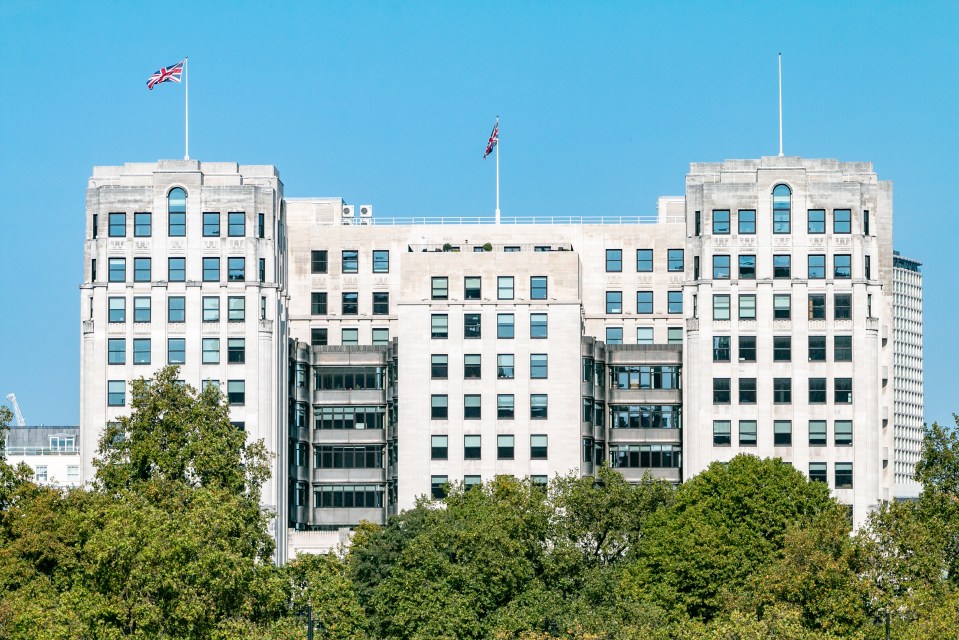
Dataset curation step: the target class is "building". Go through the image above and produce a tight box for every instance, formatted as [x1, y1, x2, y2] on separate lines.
[4, 426, 81, 487]
[891, 252, 924, 499]
[80, 155, 918, 559]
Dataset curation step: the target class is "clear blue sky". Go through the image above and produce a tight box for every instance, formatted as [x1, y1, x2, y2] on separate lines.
[0, 1, 956, 426]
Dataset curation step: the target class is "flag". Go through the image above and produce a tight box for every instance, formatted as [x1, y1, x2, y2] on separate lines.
[147, 60, 184, 90]
[483, 119, 499, 158]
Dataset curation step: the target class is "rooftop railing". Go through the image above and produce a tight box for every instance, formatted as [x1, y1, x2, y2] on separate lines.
[342, 214, 684, 226]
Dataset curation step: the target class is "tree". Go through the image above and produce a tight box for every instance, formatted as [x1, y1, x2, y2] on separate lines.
[622, 455, 835, 622]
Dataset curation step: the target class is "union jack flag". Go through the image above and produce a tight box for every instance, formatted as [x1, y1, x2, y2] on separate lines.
[147, 60, 184, 90]
[483, 119, 499, 158]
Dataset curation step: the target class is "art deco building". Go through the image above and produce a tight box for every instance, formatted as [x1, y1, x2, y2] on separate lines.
[79, 156, 915, 558]
[891, 252, 923, 499]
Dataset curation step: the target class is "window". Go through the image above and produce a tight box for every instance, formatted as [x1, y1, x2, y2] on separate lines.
[464, 276, 481, 299]
[168, 188, 186, 236]
[834, 336, 852, 361]
[635, 291, 652, 314]
[636, 249, 653, 272]
[713, 294, 730, 320]
[713, 336, 730, 361]
[341, 328, 358, 345]
[202, 338, 220, 364]
[342, 292, 358, 315]
[108, 212, 126, 237]
[808, 255, 826, 279]
[131, 338, 152, 365]
[108, 338, 125, 364]
[807, 209, 825, 234]
[373, 292, 389, 315]
[806, 336, 827, 362]
[531, 395, 548, 419]
[713, 209, 730, 234]
[808, 294, 826, 320]
[134, 212, 152, 237]
[774, 336, 791, 361]
[372, 250, 389, 273]
[864, 210, 870, 235]
[835, 378, 853, 404]
[464, 435, 481, 459]
[713, 378, 731, 404]
[637, 327, 653, 345]
[774, 421, 792, 446]
[497, 435, 515, 459]
[606, 327, 623, 344]
[530, 435, 548, 459]
[168, 338, 186, 364]
[497, 394, 514, 419]
[260, 296, 266, 320]
[827, 283, 845, 320]
[497, 313, 514, 338]
[713, 255, 730, 279]
[431, 395, 448, 419]
[311, 250, 328, 273]
[203, 257, 219, 282]
[830, 421, 853, 448]
[464, 354, 482, 379]
[107, 380, 125, 406]
[834, 254, 851, 279]
[739, 421, 757, 446]
[203, 212, 220, 236]
[133, 257, 151, 282]
[497, 276, 514, 300]
[668, 249, 684, 272]
[809, 378, 826, 403]
[739, 378, 756, 404]
[258, 213, 265, 238]
[773, 294, 791, 319]
[259, 258, 266, 282]
[166, 296, 186, 323]
[464, 395, 481, 419]
[529, 313, 548, 339]
[431, 355, 448, 379]
[865, 255, 871, 281]
[773, 184, 791, 233]
[464, 313, 481, 338]
[835, 462, 853, 488]
[834, 209, 851, 234]
[809, 462, 827, 483]
[773, 255, 791, 279]
[431, 435, 448, 460]
[342, 250, 358, 273]
[606, 249, 622, 272]
[739, 336, 756, 362]
[306, 292, 326, 316]
[738, 209, 756, 234]
[67, 465, 80, 482]
[773, 378, 792, 404]
[606, 291, 623, 314]
[431, 277, 449, 300]
[228, 296, 245, 322]
[695, 211, 701, 235]
[228, 338, 245, 364]
[167, 257, 185, 282]
[504, 246, 520, 252]
[108, 257, 126, 282]
[228, 212, 245, 237]
[227, 257, 245, 282]
[658, 292, 681, 318]
[311, 328, 328, 346]
[497, 354, 514, 379]
[809, 421, 827, 446]
[108, 297, 125, 322]
[738, 255, 756, 279]
[203, 296, 220, 322]
[430, 314, 448, 339]
[133, 297, 151, 323]
[530, 276, 547, 299]
[530, 354, 548, 379]
[739, 294, 756, 320]
[713, 420, 731, 445]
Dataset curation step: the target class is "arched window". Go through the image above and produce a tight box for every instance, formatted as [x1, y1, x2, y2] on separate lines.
[772, 184, 791, 234]
[168, 187, 187, 237]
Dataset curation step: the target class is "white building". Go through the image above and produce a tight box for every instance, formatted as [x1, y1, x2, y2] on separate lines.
[891, 252, 923, 499]
[80, 156, 918, 559]
[4, 426, 81, 487]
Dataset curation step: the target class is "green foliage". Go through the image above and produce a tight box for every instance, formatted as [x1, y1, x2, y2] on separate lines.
[623, 455, 835, 621]
[286, 553, 370, 639]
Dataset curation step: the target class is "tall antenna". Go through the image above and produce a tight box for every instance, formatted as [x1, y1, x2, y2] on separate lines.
[778, 53, 783, 157]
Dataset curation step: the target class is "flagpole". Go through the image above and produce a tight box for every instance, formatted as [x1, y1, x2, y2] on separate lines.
[778, 53, 783, 157]
[495, 116, 500, 224]
[184, 57, 190, 160]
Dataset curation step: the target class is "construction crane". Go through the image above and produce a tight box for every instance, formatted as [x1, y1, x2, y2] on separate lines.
[5, 394, 26, 427]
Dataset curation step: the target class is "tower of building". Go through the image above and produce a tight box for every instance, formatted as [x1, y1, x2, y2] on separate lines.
[891, 252, 924, 499]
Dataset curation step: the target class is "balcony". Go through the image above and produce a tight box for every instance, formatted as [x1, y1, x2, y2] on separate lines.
[312, 388, 386, 405]
[313, 429, 386, 445]
[607, 429, 681, 445]
[311, 507, 385, 527]
[313, 468, 386, 484]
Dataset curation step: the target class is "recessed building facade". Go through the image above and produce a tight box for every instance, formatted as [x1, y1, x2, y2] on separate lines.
[79, 156, 919, 559]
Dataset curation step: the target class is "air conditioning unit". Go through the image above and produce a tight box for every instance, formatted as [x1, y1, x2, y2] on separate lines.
[359, 204, 373, 218]
[342, 205, 355, 218]
[358, 218, 372, 226]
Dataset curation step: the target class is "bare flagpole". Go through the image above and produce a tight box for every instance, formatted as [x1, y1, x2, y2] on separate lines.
[184, 57, 190, 160]
[495, 115, 500, 224]
[778, 53, 783, 157]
